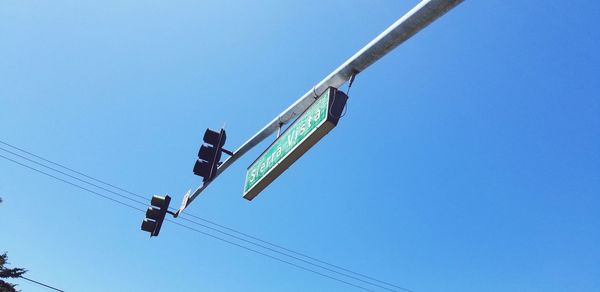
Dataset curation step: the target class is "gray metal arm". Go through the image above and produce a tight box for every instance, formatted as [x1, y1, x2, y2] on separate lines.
[178, 0, 464, 215]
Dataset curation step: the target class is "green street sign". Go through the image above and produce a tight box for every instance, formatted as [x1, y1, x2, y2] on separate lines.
[243, 87, 348, 200]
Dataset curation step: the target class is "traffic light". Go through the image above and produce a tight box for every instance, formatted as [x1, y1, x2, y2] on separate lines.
[193, 128, 232, 182]
[141, 195, 171, 237]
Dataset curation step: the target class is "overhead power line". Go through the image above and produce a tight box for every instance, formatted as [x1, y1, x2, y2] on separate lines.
[19, 276, 64, 292]
[0, 153, 374, 292]
[167, 219, 375, 292]
[0, 146, 147, 206]
[0, 141, 411, 291]
[0, 140, 408, 290]
[181, 211, 403, 290]
[0, 153, 145, 213]
[0, 140, 148, 201]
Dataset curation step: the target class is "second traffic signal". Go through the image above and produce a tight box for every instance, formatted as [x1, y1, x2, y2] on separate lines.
[140, 195, 171, 237]
[193, 128, 233, 182]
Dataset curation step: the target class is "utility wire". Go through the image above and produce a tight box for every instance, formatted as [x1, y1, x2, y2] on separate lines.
[0, 140, 149, 202]
[168, 219, 374, 292]
[0, 141, 408, 292]
[0, 142, 408, 292]
[19, 276, 64, 292]
[181, 211, 407, 291]
[0, 140, 411, 291]
[0, 153, 145, 213]
[0, 141, 405, 290]
[0, 146, 148, 207]
[0, 154, 374, 292]
[176, 216, 399, 292]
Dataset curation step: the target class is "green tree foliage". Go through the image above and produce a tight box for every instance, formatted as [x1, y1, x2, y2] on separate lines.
[1, 198, 27, 291]
[1, 198, 26, 291]
[1, 253, 25, 291]
[0, 253, 27, 292]
[1, 253, 26, 292]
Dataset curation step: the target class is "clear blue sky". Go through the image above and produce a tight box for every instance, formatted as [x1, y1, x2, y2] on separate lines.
[1, 1, 599, 291]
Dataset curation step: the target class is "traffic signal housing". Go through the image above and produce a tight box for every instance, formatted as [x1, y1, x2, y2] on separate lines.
[141, 195, 171, 237]
[193, 128, 232, 182]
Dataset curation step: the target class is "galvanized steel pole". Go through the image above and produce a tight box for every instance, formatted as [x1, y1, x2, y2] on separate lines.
[180, 0, 464, 213]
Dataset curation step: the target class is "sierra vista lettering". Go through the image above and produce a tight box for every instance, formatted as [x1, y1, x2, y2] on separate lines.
[244, 91, 329, 190]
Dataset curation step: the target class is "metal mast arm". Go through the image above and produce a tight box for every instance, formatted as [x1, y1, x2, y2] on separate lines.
[179, 0, 464, 214]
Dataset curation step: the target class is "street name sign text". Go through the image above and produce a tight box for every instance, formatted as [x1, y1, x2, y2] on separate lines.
[243, 87, 348, 200]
